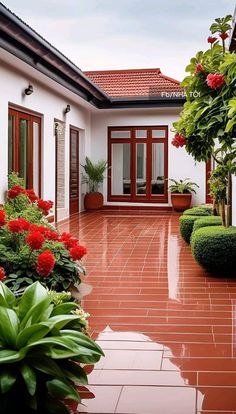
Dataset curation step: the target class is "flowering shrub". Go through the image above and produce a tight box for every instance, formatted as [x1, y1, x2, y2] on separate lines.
[206, 73, 225, 89]
[0, 173, 87, 293]
[171, 133, 187, 148]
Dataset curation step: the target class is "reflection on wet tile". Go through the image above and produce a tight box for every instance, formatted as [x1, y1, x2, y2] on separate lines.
[77, 386, 122, 413]
[57, 212, 236, 413]
[116, 386, 196, 414]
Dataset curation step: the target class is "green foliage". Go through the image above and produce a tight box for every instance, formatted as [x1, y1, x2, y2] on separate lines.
[208, 164, 228, 202]
[191, 226, 236, 273]
[183, 206, 213, 216]
[179, 215, 200, 243]
[81, 157, 107, 192]
[210, 15, 232, 34]
[192, 216, 222, 233]
[0, 282, 104, 414]
[8, 172, 25, 189]
[168, 178, 199, 194]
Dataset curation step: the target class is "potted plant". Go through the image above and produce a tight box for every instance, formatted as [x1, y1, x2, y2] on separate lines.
[168, 178, 199, 212]
[81, 157, 107, 210]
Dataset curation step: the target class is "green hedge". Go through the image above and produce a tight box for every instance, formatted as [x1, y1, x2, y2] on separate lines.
[191, 226, 236, 274]
[183, 206, 213, 216]
[192, 216, 222, 234]
[179, 215, 200, 243]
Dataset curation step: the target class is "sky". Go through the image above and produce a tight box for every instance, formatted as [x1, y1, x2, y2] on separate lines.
[2, 0, 235, 81]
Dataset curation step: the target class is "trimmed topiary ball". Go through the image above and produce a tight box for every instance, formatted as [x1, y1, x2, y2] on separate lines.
[183, 206, 213, 216]
[192, 216, 222, 234]
[191, 226, 236, 274]
[179, 215, 200, 243]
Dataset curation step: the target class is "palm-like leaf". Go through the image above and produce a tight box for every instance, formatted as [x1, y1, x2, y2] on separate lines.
[168, 178, 199, 194]
[81, 157, 107, 192]
[0, 281, 104, 413]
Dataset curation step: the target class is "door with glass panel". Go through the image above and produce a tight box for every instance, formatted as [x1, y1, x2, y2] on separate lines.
[69, 128, 79, 215]
[8, 109, 41, 195]
[108, 126, 168, 202]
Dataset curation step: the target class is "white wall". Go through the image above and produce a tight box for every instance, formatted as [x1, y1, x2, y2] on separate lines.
[0, 50, 92, 220]
[91, 108, 206, 206]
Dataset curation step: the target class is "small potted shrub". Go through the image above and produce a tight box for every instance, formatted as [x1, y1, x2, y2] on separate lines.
[81, 157, 107, 210]
[168, 178, 199, 212]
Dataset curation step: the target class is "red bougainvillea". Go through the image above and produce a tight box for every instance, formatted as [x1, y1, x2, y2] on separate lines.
[17, 218, 31, 232]
[8, 185, 26, 199]
[194, 63, 204, 75]
[207, 36, 217, 44]
[70, 245, 87, 261]
[8, 219, 25, 233]
[26, 189, 38, 202]
[0, 267, 5, 281]
[207, 73, 225, 89]
[219, 32, 229, 40]
[0, 211, 6, 227]
[36, 250, 55, 277]
[37, 199, 53, 216]
[59, 232, 78, 249]
[171, 133, 187, 148]
[26, 231, 45, 250]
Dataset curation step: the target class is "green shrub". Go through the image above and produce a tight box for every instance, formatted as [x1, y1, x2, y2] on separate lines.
[179, 215, 200, 243]
[183, 206, 213, 216]
[192, 216, 222, 234]
[191, 226, 236, 273]
[0, 281, 104, 414]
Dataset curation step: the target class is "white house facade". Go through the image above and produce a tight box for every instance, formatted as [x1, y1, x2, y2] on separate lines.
[0, 4, 209, 222]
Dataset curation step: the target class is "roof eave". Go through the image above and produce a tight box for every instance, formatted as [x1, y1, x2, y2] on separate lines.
[98, 96, 185, 109]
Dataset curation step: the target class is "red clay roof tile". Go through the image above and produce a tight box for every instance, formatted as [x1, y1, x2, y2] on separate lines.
[84, 68, 183, 98]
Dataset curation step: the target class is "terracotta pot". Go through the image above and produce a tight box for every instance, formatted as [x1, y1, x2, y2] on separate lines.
[84, 192, 103, 210]
[171, 193, 192, 212]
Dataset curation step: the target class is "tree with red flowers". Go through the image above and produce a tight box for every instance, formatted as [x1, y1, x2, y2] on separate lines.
[173, 15, 236, 226]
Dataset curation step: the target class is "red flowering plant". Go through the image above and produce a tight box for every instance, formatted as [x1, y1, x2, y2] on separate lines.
[173, 15, 236, 227]
[0, 174, 87, 294]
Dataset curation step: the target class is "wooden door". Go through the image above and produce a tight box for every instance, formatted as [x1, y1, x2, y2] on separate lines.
[69, 128, 79, 215]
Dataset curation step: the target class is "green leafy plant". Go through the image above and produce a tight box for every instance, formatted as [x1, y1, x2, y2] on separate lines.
[179, 215, 201, 243]
[192, 216, 222, 234]
[172, 15, 236, 227]
[81, 157, 107, 192]
[183, 206, 213, 216]
[191, 225, 236, 273]
[0, 281, 104, 414]
[168, 178, 199, 194]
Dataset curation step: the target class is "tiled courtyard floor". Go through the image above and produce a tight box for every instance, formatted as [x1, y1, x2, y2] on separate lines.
[58, 212, 236, 414]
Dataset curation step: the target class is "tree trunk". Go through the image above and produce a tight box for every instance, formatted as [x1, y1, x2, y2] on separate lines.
[226, 171, 232, 228]
[221, 199, 226, 227]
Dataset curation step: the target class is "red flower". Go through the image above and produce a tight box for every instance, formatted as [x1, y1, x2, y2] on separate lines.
[8, 185, 25, 199]
[220, 32, 229, 40]
[0, 211, 6, 227]
[0, 267, 6, 281]
[70, 245, 87, 261]
[195, 63, 204, 75]
[26, 189, 38, 202]
[208, 36, 217, 44]
[59, 232, 78, 249]
[8, 219, 25, 233]
[36, 250, 55, 277]
[207, 73, 225, 89]
[37, 199, 53, 216]
[26, 231, 45, 250]
[171, 133, 187, 148]
[18, 218, 30, 231]
[44, 229, 59, 241]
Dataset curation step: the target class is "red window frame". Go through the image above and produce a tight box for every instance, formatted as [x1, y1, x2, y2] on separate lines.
[108, 126, 168, 203]
[8, 108, 41, 195]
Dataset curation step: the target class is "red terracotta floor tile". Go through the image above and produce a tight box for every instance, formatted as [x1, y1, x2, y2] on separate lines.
[57, 212, 236, 413]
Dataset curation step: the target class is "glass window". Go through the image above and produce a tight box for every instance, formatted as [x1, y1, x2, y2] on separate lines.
[136, 130, 147, 139]
[8, 115, 14, 175]
[111, 143, 131, 195]
[33, 122, 39, 195]
[136, 143, 146, 195]
[111, 130, 131, 139]
[152, 143, 164, 194]
[152, 129, 166, 139]
[19, 119, 29, 187]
